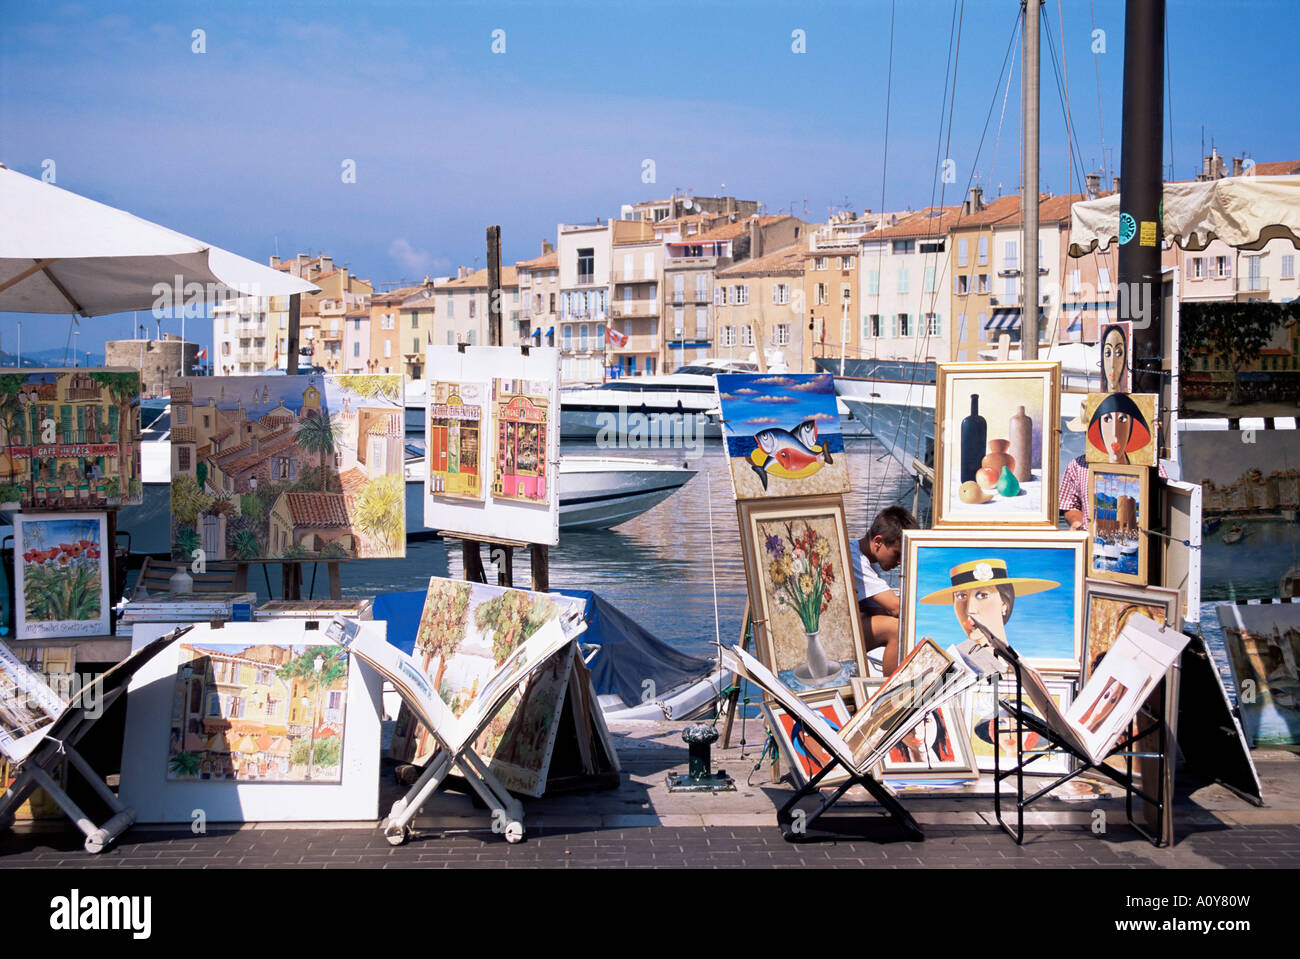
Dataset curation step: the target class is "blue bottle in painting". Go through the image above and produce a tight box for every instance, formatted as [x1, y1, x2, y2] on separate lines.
[960, 394, 987, 484]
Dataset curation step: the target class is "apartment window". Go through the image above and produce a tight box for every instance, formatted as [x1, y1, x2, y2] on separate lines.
[696, 274, 708, 300]
[897, 313, 911, 337]
[352, 342, 360, 357]
[178, 447, 191, 471]
[577, 248, 594, 280]
[384, 341, 392, 358]
[1098, 268, 1111, 292]
[735, 285, 749, 305]
[869, 314, 883, 337]
[579, 324, 589, 350]
[644, 252, 654, 279]
[897, 268, 909, 294]
[673, 275, 684, 303]
[957, 312, 968, 343]
[925, 313, 940, 336]
[446, 298, 454, 318]
[773, 283, 790, 305]
[866, 270, 880, 296]
[413, 338, 420, 354]
[446, 330, 455, 345]
[814, 282, 828, 305]
[957, 238, 969, 267]
[1004, 240, 1018, 271]
[840, 255, 855, 270]
[920, 240, 944, 254]
[713, 286, 724, 305]
[411, 313, 419, 328]
[977, 236, 989, 265]
[468, 330, 477, 346]
[740, 325, 754, 346]
[549, 292, 557, 313]
[892, 239, 915, 255]
[563, 325, 573, 350]
[1004, 275, 1016, 300]
[1069, 269, 1081, 294]
[977, 311, 987, 333]
[924, 266, 937, 293]
[469, 299, 476, 318]
[596, 323, 605, 347]
[381, 313, 395, 330]
[814, 256, 828, 271]
[978, 273, 990, 294]
[773, 323, 791, 346]
[1283, 255, 1296, 279]
[721, 326, 736, 347]
[1037, 239, 1044, 270]
[1247, 256, 1263, 291]
[696, 310, 708, 338]
[840, 283, 851, 303]
[673, 309, 684, 337]
[1190, 256, 1206, 279]
[1215, 256, 1232, 278]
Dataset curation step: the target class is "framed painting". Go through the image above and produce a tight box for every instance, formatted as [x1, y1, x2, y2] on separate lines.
[0, 642, 68, 763]
[764, 692, 852, 787]
[14, 512, 110, 640]
[169, 374, 406, 561]
[0, 368, 143, 510]
[492, 377, 550, 503]
[964, 676, 1075, 775]
[854, 677, 977, 780]
[934, 361, 1060, 527]
[1215, 602, 1300, 746]
[736, 495, 868, 700]
[1082, 580, 1182, 683]
[1083, 392, 1159, 467]
[901, 528, 1087, 673]
[1087, 463, 1150, 585]
[1099, 321, 1133, 393]
[716, 372, 849, 500]
[427, 380, 486, 501]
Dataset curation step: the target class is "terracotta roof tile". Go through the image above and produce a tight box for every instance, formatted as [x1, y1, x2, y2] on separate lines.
[717, 243, 809, 276]
[681, 215, 793, 245]
[443, 266, 519, 289]
[516, 251, 558, 270]
[285, 492, 351, 528]
[1250, 160, 1300, 177]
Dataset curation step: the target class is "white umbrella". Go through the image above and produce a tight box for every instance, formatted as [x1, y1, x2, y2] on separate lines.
[0, 163, 318, 316]
[1069, 174, 1300, 256]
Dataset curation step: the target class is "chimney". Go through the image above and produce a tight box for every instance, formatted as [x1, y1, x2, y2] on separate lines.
[1084, 172, 1101, 199]
[250, 434, 259, 456]
[967, 186, 984, 214]
[1211, 147, 1223, 179]
[749, 216, 763, 259]
[270, 255, 281, 269]
[596, 216, 601, 226]
[725, 196, 736, 214]
[1111, 176, 1121, 193]
[1233, 156, 1243, 177]
[542, 239, 554, 255]
[320, 256, 333, 273]
[458, 265, 468, 279]
[297, 253, 309, 267]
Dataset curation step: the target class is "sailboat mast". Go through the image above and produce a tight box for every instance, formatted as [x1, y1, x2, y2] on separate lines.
[1117, 0, 1165, 394]
[1022, 0, 1041, 359]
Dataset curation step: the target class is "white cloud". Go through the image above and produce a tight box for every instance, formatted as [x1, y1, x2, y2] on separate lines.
[388, 238, 446, 277]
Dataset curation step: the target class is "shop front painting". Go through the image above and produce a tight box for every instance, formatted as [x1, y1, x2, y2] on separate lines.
[717, 372, 849, 499]
[493, 379, 548, 503]
[166, 642, 350, 783]
[14, 513, 110, 639]
[0, 369, 143, 510]
[428, 381, 485, 501]
[737, 496, 867, 700]
[168, 374, 405, 561]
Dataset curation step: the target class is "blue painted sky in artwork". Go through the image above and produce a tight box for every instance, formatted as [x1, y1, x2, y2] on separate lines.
[910, 544, 1079, 662]
[185, 374, 400, 417]
[718, 372, 843, 459]
[19, 517, 103, 549]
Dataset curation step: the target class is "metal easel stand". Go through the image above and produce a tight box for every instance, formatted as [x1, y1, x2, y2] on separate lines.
[0, 688, 137, 854]
[991, 650, 1168, 847]
[381, 743, 525, 847]
[775, 744, 924, 844]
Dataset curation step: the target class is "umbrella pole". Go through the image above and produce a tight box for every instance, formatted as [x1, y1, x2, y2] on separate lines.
[281, 293, 303, 599]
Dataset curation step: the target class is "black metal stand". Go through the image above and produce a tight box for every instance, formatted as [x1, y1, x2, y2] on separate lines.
[777, 754, 924, 843]
[991, 648, 1169, 847]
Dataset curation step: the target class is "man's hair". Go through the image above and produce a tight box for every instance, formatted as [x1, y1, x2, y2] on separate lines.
[868, 505, 920, 547]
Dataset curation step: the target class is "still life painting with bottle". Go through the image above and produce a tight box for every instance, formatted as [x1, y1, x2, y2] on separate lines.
[934, 361, 1060, 528]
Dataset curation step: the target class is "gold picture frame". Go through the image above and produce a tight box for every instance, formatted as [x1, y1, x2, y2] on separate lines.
[736, 495, 868, 702]
[1086, 463, 1151, 586]
[934, 360, 1061, 528]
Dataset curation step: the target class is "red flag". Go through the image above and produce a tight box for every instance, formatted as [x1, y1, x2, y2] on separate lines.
[606, 327, 629, 349]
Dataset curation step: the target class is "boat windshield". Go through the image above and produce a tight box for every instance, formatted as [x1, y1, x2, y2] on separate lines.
[141, 408, 171, 440]
[672, 363, 758, 375]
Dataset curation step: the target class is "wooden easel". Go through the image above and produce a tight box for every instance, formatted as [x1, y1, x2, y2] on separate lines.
[232, 561, 343, 602]
[721, 601, 754, 748]
[437, 531, 549, 593]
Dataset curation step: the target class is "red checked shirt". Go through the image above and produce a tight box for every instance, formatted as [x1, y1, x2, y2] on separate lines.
[1058, 454, 1166, 523]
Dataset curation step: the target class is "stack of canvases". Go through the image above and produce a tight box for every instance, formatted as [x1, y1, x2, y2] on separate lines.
[716, 372, 882, 781]
[0, 368, 143, 813]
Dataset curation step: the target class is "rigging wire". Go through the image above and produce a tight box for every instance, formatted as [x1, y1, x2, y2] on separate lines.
[1089, 0, 1108, 182]
[866, 0, 897, 488]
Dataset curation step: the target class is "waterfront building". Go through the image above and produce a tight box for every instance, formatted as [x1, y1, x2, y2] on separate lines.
[715, 243, 808, 370]
[556, 220, 617, 384]
[947, 190, 1019, 361]
[105, 334, 199, 395]
[369, 279, 439, 379]
[434, 265, 521, 352]
[609, 226, 663, 377]
[517, 242, 560, 351]
[803, 211, 894, 368]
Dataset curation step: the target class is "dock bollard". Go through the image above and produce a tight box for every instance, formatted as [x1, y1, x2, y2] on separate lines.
[666, 723, 736, 792]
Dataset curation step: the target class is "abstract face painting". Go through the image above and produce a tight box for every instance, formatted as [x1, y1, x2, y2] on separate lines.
[1099, 322, 1132, 393]
[1084, 392, 1158, 467]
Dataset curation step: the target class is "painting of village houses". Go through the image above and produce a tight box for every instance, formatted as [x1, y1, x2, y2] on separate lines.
[167, 642, 350, 783]
[0, 368, 143, 510]
[168, 374, 405, 561]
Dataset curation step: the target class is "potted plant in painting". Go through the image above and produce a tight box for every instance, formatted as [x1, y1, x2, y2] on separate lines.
[765, 523, 838, 683]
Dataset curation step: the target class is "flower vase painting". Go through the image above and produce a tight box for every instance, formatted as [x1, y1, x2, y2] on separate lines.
[738, 496, 866, 700]
[14, 512, 110, 639]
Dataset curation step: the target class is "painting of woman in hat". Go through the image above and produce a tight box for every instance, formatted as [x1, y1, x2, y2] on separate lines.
[1086, 393, 1153, 466]
[918, 558, 1060, 651]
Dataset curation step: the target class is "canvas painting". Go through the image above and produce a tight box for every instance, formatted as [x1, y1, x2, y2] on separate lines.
[838, 639, 953, 762]
[14, 512, 110, 639]
[934, 361, 1060, 527]
[0, 642, 67, 763]
[716, 372, 849, 499]
[964, 676, 1075, 775]
[854, 677, 977, 779]
[737, 496, 867, 699]
[765, 693, 852, 787]
[1216, 602, 1300, 746]
[1178, 426, 1300, 602]
[168, 374, 405, 561]
[1083, 392, 1159, 467]
[397, 577, 584, 796]
[492, 378, 549, 503]
[0, 368, 143, 510]
[902, 529, 1087, 673]
[1087, 464, 1150, 585]
[1099, 321, 1133, 393]
[428, 380, 486, 501]
[166, 641, 349, 783]
[1083, 581, 1182, 682]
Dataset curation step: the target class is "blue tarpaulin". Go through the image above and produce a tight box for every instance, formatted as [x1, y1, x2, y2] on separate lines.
[370, 588, 713, 708]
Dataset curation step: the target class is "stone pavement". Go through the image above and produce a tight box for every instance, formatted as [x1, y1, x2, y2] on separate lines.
[2, 721, 1297, 868]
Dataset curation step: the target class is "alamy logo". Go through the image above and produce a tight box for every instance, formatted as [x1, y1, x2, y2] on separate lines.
[49, 889, 151, 939]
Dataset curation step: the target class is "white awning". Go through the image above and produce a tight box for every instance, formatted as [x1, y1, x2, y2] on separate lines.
[1069, 175, 1300, 257]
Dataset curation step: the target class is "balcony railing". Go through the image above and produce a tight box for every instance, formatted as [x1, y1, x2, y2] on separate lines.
[575, 272, 597, 286]
[665, 255, 718, 269]
[610, 303, 660, 319]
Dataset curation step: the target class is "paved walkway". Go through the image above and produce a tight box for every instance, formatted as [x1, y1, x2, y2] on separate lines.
[2, 722, 1297, 868]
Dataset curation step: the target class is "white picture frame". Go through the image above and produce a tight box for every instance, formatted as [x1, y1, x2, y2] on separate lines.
[14, 512, 110, 640]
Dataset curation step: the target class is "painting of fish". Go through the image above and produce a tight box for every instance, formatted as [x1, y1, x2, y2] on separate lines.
[717, 373, 850, 500]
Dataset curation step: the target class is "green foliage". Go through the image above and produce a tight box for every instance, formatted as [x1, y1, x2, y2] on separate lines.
[171, 474, 213, 527]
[277, 645, 348, 695]
[87, 371, 140, 402]
[168, 751, 201, 778]
[173, 526, 201, 560]
[352, 474, 404, 555]
[231, 529, 262, 561]
[334, 375, 402, 402]
[296, 414, 343, 491]
[280, 543, 309, 560]
[291, 737, 311, 766]
[1181, 301, 1300, 404]
[474, 591, 556, 665]
[416, 579, 472, 663]
[102, 476, 121, 499]
[239, 493, 265, 522]
[318, 540, 349, 559]
[195, 461, 208, 489]
[0, 483, 23, 503]
[23, 562, 102, 623]
[311, 737, 342, 768]
[128, 478, 142, 499]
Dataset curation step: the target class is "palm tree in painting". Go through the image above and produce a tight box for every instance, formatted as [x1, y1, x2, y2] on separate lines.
[295, 413, 342, 492]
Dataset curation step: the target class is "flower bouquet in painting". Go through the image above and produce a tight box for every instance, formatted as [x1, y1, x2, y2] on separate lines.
[765, 522, 839, 683]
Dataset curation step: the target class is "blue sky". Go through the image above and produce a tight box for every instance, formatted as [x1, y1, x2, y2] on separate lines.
[2, 0, 1296, 357]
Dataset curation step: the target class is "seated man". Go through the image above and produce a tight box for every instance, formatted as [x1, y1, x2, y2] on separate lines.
[847, 505, 919, 676]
